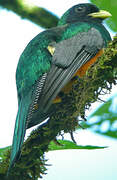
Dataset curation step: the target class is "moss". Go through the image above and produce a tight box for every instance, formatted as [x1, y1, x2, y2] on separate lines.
[0, 36, 117, 179]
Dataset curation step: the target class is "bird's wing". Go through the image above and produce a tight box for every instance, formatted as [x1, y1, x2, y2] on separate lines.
[26, 27, 104, 128]
[35, 27, 104, 113]
[16, 25, 67, 99]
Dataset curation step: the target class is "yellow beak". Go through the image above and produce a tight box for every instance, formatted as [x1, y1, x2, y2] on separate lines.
[88, 10, 112, 19]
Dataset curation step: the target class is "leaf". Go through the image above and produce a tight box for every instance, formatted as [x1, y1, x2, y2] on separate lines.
[90, 0, 117, 32]
[48, 140, 107, 151]
[87, 95, 117, 139]
[89, 99, 112, 118]
[0, 146, 10, 161]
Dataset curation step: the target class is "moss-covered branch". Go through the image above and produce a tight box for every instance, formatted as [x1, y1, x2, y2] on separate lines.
[0, 37, 117, 179]
[0, 0, 59, 28]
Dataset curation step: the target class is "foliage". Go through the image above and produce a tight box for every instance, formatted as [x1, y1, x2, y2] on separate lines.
[49, 140, 107, 150]
[86, 95, 117, 139]
[0, 147, 10, 162]
[0, 139, 106, 179]
[90, 0, 117, 32]
[0, 140, 106, 163]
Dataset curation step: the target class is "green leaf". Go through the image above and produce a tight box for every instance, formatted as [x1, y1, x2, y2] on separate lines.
[90, 0, 117, 32]
[0, 146, 10, 161]
[87, 95, 117, 139]
[89, 99, 112, 118]
[48, 140, 107, 151]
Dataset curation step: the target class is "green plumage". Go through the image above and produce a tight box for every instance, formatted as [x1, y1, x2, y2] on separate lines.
[16, 22, 110, 97]
[8, 3, 111, 173]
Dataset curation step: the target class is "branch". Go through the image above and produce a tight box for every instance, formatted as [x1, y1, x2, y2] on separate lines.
[0, 0, 59, 28]
[0, 36, 117, 179]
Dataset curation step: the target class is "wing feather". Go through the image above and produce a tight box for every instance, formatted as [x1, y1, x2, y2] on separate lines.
[27, 27, 104, 127]
[39, 49, 92, 112]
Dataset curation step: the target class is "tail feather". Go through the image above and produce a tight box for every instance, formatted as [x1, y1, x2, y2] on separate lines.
[8, 94, 30, 173]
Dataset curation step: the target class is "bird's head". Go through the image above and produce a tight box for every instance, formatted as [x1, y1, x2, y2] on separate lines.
[58, 3, 112, 26]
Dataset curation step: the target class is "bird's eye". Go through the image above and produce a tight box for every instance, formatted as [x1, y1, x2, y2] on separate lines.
[75, 6, 85, 13]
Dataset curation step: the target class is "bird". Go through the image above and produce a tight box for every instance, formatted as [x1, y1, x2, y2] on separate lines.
[8, 3, 112, 172]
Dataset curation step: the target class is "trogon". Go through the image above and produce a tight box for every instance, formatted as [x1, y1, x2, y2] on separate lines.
[9, 3, 112, 171]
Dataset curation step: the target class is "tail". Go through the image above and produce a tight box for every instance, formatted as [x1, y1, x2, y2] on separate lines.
[8, 96, 29, 174]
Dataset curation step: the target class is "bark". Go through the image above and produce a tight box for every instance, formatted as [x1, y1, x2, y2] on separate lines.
[0, 0, 59, 28]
